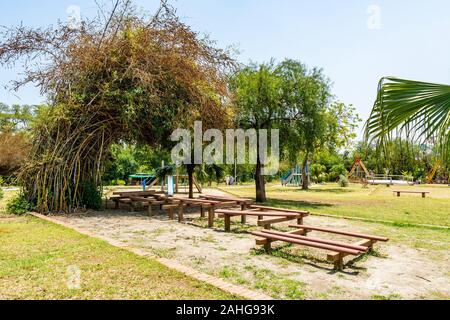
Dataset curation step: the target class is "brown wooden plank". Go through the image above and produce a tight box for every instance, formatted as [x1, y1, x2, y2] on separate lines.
[216, 209, 301, 217]
[249, 205, 309, 215]
[257, 216, 297, 227]
[262, 230, 368, 252]
[256, 229, 309, 245]
[201, 194, 253, 201]
[289, 224, 389, 242]
[252, 231, 361, 255]
[392, 190, 430, 194]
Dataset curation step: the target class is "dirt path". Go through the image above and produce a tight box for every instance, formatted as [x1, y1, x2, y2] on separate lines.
[50, 190, 449, 300]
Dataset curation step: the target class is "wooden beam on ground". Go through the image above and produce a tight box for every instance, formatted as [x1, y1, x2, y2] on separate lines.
[252, 231, 361, 255]
[289, 224, 389, 242]
[216, 209, 301, 217]
[249, 205, 309, 216]
[257, 216, 299, 229]
[261, 230, 369, 252]
[255, 229, 309, 245]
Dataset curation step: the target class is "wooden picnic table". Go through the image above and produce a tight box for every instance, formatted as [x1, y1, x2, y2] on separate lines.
[110, 190, 157, 209]
[200, 195, 253, 208]
[392, 190, 430, 198]
[170, 197, 238, 226]
[200, 194, 254, 223]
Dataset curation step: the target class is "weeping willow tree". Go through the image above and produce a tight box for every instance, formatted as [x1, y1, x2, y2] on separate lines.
[0, 0, 234, 212]
[365, 77, 450, 174]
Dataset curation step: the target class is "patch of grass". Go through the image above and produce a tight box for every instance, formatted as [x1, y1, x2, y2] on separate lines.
[0, 215, 239, 300]
[243, 266, 307, 300]
[218, 183, 450, 228]
[372, 293, 402, 300]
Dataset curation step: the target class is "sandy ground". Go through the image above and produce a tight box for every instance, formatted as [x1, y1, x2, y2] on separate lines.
[50, 189, 450, 300]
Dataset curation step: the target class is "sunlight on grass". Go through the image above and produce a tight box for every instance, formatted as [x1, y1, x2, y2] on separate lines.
[0, 193, 239, 300]
[218, 183, 450, 227]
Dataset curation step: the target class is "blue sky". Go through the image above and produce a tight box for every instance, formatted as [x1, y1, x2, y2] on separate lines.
[1, 0, 450, 137]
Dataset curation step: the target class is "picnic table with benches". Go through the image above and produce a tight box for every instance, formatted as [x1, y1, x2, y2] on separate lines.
[253, 224, 389, 270]
[110, 190, 157, 209]
[163, 197, 238, 224]
[216, 206, 309, 232]
[392, 190, 430, 198]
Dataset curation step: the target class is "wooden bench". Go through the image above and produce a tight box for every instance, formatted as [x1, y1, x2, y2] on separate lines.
[392, 190, 430, 198]
[216, 208, 309, 232]
[254, 224, 389, 270]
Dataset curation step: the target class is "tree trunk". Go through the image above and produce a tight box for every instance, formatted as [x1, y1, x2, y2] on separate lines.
[302, 154, 309, 190]
[187, 164, 195, 199]
[255, 152, 267, 203]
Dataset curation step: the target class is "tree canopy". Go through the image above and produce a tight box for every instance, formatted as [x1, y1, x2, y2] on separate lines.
[0, 1, 235, 212]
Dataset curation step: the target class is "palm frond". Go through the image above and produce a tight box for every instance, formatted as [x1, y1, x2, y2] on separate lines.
[365, 77, 450, 162]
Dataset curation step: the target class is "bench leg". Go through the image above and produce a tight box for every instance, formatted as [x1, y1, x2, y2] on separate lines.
[224, 215, 231, 232]
[263, 224, 271, 230]
[200, 206, 205, 218]
[241, 204, 247, 211]
[264, 240, 272, 253]
[297, 217, 303, 225]
[178, 206, 184, 223]
[397, 192, 401, 197]
[168, 208, 174, 220]
[241, 215, 247, 224]
[422, 193, 426, 198]
[208, 207, 215, 228]
[114, 201, 119, 209]
[334, 254, 344, 271]
[129, 202, 135, 213]
[147, 205, 152, 217]
[258, 215, 263, 221]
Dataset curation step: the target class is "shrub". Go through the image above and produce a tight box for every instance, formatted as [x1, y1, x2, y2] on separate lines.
[111, 179, 126, 186]
[80, 181, 103, 210]
[329, 164, 348, 181]
[338, 175, 349, 188]
[7, 194, 34, 215]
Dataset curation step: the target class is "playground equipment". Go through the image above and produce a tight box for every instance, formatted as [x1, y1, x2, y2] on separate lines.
[146, 174, 202, 194]
[365, 174, 414, 186]
[348, 157, 369, 183]
[129, 174, 156, 187]
[281, 165, 310, 187]
[130, 173, 202, 194]
[349, 158, 414, 186]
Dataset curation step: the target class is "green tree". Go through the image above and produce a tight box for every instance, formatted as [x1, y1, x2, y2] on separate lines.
[0, 2, 234, 212]
[230, 62, 283, 202]
[278, 60, 332, 190]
